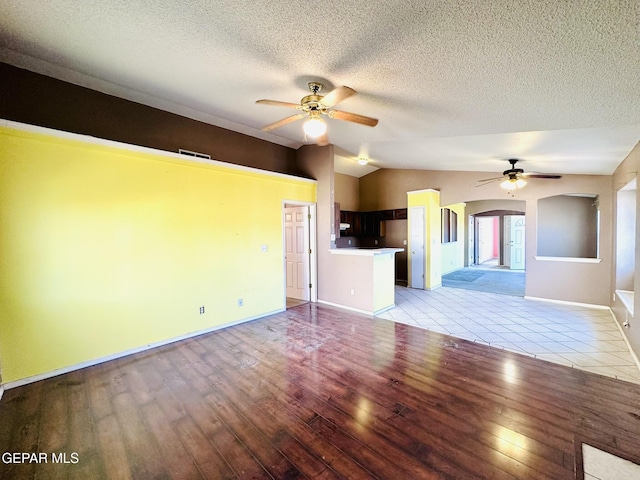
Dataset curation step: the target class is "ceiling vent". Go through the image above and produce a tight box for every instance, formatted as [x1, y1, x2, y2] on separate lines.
[178, 148, 211, 160]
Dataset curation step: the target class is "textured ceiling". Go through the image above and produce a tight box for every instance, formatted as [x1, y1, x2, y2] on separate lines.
[0, 0, 639, 177]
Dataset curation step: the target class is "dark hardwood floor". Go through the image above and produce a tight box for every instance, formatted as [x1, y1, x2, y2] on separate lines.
[1, 303, 640, 479]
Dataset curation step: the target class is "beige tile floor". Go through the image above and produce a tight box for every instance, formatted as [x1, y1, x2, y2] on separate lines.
[378, 286, 640, 384]
[583, 444, 640, 480]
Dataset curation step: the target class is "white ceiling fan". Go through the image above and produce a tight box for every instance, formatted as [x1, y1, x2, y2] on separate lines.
[256, 82, 379, 144]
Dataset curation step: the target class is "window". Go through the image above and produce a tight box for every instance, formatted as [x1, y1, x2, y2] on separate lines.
[441, 208, 458, 243]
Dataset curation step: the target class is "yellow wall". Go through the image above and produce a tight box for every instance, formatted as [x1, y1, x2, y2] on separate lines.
[0, 126, 316, 383]
[407, 190, 441, 289]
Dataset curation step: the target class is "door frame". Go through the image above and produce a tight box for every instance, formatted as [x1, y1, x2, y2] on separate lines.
[282, 201, 317, 304]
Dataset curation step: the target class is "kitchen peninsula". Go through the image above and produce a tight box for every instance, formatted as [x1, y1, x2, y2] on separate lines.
[325, 248, 404, 315]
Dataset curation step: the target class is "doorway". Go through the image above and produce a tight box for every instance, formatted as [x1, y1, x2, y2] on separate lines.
[476, 216, 499, 266]
[283, 202, 317, 308]
[469, 211, 526, 271]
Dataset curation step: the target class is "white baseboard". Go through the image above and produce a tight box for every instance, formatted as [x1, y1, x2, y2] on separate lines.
[524, 296, 610, 310]
[317, 299, 373, 316]
[316, 300, 397, 317]
[373, 304, 396, 316]
[3, 309, 284, 392]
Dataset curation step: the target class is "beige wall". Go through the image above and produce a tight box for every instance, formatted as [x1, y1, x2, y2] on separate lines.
[334, 172, 360, 211]
[465, 199, 526, 215]
[612, 141, 640, 357]
[360, 168, 613, 305]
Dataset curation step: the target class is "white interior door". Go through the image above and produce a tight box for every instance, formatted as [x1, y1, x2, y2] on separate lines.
[410, 206, 425, 289]
[507, 215, 526, 270]
[284, 206, 310, 300]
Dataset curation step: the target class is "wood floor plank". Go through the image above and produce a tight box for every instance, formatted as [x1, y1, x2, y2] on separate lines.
[141, 401, 204, 480]
[205, 345, 362, 479]
[95, 414, 133, 480]
[171, 355, 270, 479]
[226, 324, 511, 480]
[112, 392, 169, 479]
[207, 353, 382, 479]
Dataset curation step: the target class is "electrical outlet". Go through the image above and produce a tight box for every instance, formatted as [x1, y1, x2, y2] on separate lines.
[199, 306, 205, 314]
[350, 289, 355, 296]
[237, 298, 243, 307]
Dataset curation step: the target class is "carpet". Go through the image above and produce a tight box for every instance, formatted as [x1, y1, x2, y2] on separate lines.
[442, 268, 525, 296]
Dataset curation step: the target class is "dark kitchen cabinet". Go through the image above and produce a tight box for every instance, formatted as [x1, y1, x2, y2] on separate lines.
[362, 212, 382, 236]
[340, 210, 362, 236]
[340, 208, 405, 237]
[394, 208, 407, 219]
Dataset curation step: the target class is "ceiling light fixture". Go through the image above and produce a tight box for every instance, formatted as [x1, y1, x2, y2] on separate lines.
[302, 111, 326, 137]
[358, 157, 369, 165]
[500, 177, 527, 190]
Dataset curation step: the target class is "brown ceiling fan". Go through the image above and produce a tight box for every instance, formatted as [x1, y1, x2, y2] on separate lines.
[476, 159, 562, 190]
[256, 82, 378, 144]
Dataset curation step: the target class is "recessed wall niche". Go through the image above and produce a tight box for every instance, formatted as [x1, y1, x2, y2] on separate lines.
[537, 194, 599, 258]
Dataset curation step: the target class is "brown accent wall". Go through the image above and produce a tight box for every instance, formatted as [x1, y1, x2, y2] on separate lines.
[0, 62, 300, 176]
[334, 172, 360, 211]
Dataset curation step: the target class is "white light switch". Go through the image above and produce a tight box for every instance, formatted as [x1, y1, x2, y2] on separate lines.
[261, 244, 268, 252]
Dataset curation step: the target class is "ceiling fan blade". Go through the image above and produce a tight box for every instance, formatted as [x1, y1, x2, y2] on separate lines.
[477, 176, 505, 183]
[320, 86, 356, 108]
[261, 113, 307, 132]
[256, 99, 301, 109]
[524, 174, 563, 179]
[329, 109, 379, 127]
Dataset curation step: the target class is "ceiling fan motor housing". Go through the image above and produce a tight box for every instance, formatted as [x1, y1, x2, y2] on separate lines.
[503, 159, 524, 176]
[300, 94, 324, 112]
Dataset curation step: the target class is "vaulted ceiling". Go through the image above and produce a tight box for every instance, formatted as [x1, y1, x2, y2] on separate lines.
[1, 0, 638, 177]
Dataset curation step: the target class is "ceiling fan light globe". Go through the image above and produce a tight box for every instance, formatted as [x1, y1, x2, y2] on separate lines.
[303, 117, 327, 137]
[500, 178, 527, 190]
